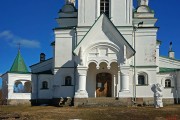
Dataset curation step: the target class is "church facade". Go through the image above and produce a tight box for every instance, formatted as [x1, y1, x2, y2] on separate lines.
[1, 0, 180, 105]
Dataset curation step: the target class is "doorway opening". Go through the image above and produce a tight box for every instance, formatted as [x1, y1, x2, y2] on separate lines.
[96, 73, 112, 97]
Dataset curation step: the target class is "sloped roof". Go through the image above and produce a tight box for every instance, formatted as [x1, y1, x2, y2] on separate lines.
[160, 56, 180, 62]
[9, 50, 29, 73]
[159, 67, 180, 73]
[74, 14, 135, 58]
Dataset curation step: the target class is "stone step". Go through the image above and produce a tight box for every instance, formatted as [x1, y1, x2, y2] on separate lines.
[74, 98, 132, 107]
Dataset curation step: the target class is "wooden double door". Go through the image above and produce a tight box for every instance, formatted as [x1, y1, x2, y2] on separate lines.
[96, 73, 112, 97]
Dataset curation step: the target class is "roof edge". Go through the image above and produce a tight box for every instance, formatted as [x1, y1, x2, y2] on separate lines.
[30, 58, 53, 67]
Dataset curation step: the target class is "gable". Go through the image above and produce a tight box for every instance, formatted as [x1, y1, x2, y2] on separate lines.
[74, 14, 135, 59]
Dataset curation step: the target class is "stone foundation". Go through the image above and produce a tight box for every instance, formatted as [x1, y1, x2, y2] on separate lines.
[30, 98, 73, 106]
[163, 98, 175, 105]
[74, 97, 132, 107]
[74, 97, 178, 107]
[135, 98, 176, 106]
[31, 99, 52, 106]
[7, 99, 31, 106]
[136, 98, 154, 106]
[4, 97, 179, 106]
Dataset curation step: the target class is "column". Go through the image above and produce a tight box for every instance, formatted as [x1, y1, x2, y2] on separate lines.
[120, 66, 130, 92]
[78, 74, 86, 91]
[117, 71, 121, 95]
[74, 66, 88, 98]
[121, 72, 130, 92]
[114, 74, 118, 97]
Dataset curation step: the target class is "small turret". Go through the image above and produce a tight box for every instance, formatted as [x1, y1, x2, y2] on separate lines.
[136, 0, 151, 13]
[168, 42, 175, 59]
[56, 0, 77, 28]
[134, 0, 156, 27]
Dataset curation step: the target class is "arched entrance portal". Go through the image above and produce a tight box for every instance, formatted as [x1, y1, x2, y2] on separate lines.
[96, 73, 112, 97]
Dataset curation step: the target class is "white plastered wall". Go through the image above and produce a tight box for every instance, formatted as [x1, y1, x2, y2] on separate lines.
[53, 68, 75, 98]
[177, 71, 180, 100]
[135, 68, 156, 97]
[54, 29, 75, 69]
[32, 74, 53, 99]
[111, 0, 132, 26]
[157, 73, 176, 98]
[135, 28, 157, 66]
[78, 0, 132, 26]
[7, 73, 31, 100]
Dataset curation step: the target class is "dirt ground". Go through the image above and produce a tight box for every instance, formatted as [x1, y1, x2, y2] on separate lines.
[0, 105, 180, 120]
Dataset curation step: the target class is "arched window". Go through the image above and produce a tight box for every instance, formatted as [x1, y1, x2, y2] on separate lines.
[100, 0, 110, 17]
[65, 76, 72, 86]
[165, 79, 171, 87]
[137, 72, 148, 85]
[42, 81, 48, 89]
[14, 81, 24, 93]
[24, 81, 31, 93]
[138, 75, 145, 85]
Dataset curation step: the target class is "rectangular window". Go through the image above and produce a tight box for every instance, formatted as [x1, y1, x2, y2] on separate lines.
[165, 79, 171, 87]
[65, 76, 72, 86]
[100, 0, 109, 17]
[138, 75, 145, 85]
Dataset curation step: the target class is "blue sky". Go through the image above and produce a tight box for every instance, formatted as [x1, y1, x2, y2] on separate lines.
[0, 0, 180, 88]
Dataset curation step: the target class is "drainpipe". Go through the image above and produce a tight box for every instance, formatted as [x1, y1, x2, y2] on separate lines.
[74, 65, 77, 97]
[133, 27, 136, 103]
[73, 27, 77, 50]
[73, 27, 77, 96]
[36, 74, 39, 105]
[133, 22, 143, 104]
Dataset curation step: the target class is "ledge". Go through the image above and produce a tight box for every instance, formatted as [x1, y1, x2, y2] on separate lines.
[61, 85, 74, 86]
[164, 87, 174, 89]
[136, 84, 149, 86]
[41, 88, 49, 90]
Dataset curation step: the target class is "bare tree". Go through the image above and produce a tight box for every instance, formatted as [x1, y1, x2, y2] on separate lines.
[0, 89, 2, 105]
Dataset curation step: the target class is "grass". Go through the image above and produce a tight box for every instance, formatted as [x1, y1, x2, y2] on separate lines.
[0, 105, 180, 120]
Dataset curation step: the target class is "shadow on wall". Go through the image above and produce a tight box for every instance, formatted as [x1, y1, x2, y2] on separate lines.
[170, 72, 180, 104]
[14, 80, 31, 93]
[31, 60, 76, 106]
[0, 89, 2, 105]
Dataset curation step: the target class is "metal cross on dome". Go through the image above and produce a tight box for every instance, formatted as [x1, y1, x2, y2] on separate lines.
[17, 42, 21, 50]
[65, 0, 75, 5]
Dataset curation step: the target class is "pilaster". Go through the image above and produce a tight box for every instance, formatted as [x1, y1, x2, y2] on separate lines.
[120, 66, 130, 92]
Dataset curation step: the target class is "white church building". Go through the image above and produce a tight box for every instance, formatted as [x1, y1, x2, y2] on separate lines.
[1, 0, 180, 106]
